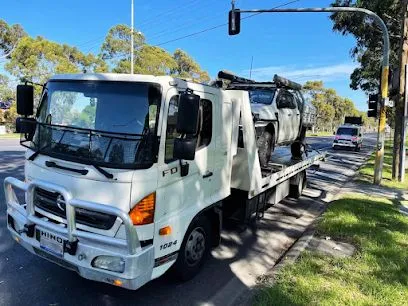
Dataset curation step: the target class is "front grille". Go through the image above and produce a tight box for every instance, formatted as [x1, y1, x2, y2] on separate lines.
[34, 188, 117, 230]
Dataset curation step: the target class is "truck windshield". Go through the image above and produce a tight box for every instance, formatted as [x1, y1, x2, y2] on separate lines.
[249, 89, 276, 105]
[29, 80, 161, 169]
[336, 127, 358, 136]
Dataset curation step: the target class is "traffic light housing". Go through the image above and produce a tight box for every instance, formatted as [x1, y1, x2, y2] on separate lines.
[367, 94, 379, 118]
[228, 9, 241, 35]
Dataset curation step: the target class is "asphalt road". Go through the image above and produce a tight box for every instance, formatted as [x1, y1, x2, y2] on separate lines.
[0, 135, 377, 306]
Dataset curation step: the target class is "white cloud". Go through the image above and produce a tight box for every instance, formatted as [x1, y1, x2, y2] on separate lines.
[243, 63, 357, 83]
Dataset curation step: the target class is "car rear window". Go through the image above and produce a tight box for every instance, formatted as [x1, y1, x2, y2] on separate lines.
[336, 127, 358, 136]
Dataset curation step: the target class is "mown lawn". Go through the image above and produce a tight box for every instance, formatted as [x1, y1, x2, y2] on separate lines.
[306, 131, 334, 137]
[0, 133, 20, 139]
[255, 193, 408, 306]
[358, 140, 408, 189]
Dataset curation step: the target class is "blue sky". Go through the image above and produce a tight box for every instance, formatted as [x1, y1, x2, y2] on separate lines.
[1, 0, 367, 110]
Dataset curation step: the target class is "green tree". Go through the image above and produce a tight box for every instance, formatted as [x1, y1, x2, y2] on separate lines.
[101, 24, 145, 73]
[172, 49, 210, 83]
[134, 45, 177, 75]
[0, 19, 26, 58]
[6, 36, 106, 84]
[304, 80, 361, 131]
[330, 0, 401, 93]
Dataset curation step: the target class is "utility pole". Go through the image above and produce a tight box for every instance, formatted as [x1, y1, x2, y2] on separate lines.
[130, 0, 134, 74]
[228, 6, 390, 184]
[395, 0, 408, 181]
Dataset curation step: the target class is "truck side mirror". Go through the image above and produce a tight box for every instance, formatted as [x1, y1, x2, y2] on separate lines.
[228, 9, 241, 35]
[16, 117, 36, 141]
[17, 85, 34, 116]
[174, 138, 197, 161]
[173, 92, 200, 161]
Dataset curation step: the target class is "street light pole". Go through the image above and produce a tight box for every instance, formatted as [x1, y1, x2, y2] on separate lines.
[229, 6, 390, 184]
[130, 0, 134, 74]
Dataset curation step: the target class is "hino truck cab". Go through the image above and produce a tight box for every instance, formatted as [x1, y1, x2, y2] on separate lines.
[5, 73, 323, 290]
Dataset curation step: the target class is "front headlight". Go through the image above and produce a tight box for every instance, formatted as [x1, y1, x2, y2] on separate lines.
[92, 256, 125, 273]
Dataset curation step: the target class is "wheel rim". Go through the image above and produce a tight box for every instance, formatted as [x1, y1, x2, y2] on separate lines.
[185, 227, 206, 266]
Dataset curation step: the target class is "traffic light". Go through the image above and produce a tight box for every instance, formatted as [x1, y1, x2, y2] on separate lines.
[367, 94, 379, 118]
[228, 9, 241, 35]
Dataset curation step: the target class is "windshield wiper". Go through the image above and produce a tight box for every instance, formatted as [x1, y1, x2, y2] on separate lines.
[28, 130, 66, 161]
[92, 164, 114, 180]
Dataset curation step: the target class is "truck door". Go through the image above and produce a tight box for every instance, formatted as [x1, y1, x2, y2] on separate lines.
[276, 90, 298, 142]
[291, 91, 302, 140]
[156, 89, 216, 224]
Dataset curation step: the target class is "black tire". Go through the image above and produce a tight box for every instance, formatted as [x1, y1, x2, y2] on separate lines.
[291, 142, 304, 159]
[257, 130, 275, 167]
[333, 145, 338, 150]
[289, 171, 305, 199]
[171, 216, 212, 281]
[354, 145, 359, 152]
[298, 126, 307, 143]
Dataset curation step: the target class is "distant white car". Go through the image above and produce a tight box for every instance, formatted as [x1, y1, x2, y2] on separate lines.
[333, 124, 363, 151]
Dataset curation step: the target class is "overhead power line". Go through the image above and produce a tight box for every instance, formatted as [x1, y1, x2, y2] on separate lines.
[154, 0, 300, 47]
[107, 0, 300, 60]
[75, 0, 216, 52]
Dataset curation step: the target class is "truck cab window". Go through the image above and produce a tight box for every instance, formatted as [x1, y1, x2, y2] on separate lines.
[277, 91, 296, 109]
[165, 96, 213, 163]
[165, 96, 180, 162]
[197, 99, 212, 148]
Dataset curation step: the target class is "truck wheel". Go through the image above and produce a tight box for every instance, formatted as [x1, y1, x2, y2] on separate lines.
[257, 130, 275, 167]
[289, 171, 305, 199]
[291, 142, 304, 159]
[171, 216, 212, 281]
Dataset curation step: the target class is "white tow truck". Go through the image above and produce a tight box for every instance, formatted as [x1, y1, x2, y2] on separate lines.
[4, 73, 324, 290]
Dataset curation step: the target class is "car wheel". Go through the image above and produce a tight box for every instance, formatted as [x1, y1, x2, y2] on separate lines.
[257, 130, 275, 167]
[171, 216, 212, 281]
[291, 141, 304, 159]
[333, 145, 338, 150]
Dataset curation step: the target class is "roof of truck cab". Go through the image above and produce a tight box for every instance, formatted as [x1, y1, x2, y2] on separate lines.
[49, 73, 175, 83]
[48, 73, 221, 93]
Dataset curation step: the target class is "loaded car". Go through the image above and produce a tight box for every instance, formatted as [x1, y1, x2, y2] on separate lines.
[218, 71, 316, 166]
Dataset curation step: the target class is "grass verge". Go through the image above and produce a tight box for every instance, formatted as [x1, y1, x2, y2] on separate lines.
[0, 133, 20, 139]
[254, 193, 408, 305]
[306, 131, 334, 137]
[358, 140, 408, 189]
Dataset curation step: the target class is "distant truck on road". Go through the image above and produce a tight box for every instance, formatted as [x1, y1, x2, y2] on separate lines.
[332, 116, 363, 151]
[5, 73, 324, 290]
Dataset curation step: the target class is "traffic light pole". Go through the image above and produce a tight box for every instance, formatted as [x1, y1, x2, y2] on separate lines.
[229, 5, 390, 184]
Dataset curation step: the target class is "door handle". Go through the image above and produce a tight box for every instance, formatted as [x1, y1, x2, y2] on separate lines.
[203, 171, 213, 178]
[288, 114, 292, 116]
[297, 114, 300, 116]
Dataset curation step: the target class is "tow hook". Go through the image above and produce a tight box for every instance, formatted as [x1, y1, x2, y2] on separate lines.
[17, 224, 35, 238]
[64, 240, 78, 256]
